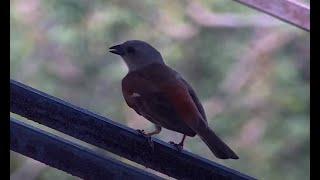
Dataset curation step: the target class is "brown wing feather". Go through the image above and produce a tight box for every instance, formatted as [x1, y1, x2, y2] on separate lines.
[179, 77, 207, 121]
[122, 70, 196, 136]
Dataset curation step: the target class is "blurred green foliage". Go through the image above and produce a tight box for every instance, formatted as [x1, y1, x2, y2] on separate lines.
[10, 0, 309, 179]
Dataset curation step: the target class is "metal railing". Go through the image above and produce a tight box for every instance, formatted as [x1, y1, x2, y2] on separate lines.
[11, 118, 162, 180]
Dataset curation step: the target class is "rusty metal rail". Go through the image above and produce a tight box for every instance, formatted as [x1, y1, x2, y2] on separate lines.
[10, 79, 256, 180]
[232, 0, 310, 31]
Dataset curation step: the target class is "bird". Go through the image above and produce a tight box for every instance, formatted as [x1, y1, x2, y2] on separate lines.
[109, 40, 238, 159]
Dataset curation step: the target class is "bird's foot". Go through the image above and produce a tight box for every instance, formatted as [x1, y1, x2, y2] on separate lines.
[136, 129, 147, 136]
[169, 141, 183, 152]
[136, 129, 154, 150]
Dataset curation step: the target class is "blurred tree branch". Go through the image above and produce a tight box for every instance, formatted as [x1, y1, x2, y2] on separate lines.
[221, 29, 297, 95]
[203, 29, 297, 124]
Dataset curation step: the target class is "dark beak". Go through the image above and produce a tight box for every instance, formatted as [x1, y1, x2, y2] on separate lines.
[109, 44, 125, 56]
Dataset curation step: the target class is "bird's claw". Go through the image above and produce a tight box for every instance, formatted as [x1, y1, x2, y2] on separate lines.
[136, 129, 146, 135]
[169, 141, 183, 152]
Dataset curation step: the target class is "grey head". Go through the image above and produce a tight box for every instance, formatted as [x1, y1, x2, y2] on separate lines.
[109, 40, 164, 71]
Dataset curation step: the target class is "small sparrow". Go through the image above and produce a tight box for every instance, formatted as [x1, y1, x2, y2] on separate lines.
[109, 40, 238, 159]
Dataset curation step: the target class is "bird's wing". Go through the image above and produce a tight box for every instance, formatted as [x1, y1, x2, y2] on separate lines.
[158, 79, 209, 130]
[178, 77, 207, 122]
[121, 73, 153, 116]
[122, 71, 197, 136]
[122, 63, 209, 135]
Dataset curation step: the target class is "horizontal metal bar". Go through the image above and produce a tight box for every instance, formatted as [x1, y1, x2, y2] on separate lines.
[10, 117, 162, 180]
[232, 0, 310, 31]
[10, 79, 256, 180]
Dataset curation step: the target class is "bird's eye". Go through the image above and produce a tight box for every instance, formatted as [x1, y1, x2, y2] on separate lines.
[127, 46, 135, 54]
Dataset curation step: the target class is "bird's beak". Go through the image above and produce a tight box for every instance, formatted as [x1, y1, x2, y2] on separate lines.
[109, 44, 125, 56]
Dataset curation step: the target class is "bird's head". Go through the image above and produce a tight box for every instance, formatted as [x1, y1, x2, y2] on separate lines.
[109, 40, 164, 71]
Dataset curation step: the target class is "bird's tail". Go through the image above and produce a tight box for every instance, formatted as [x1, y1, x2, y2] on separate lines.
[197, 126, 239, 159]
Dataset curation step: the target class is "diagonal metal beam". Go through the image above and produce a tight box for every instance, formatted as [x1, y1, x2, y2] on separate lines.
[232, 0, 310, 31]
[10, 117, 163, 180]
[10, 79, 256, 180]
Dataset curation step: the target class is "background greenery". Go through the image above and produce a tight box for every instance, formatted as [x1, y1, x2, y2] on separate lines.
[10, 0, 310, 179]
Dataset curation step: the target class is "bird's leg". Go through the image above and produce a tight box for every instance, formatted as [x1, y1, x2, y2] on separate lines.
[169, 134, 186, 151]
[136, 125, 162, 149]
